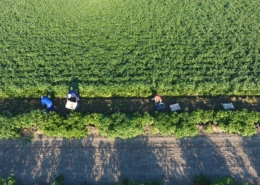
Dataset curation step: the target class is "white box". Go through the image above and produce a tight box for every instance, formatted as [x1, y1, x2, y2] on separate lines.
[221, 103, 235, 110]
[170, 103, 181, 112]
[65, 100, 78, 110]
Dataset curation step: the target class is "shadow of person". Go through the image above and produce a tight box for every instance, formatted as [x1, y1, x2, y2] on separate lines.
[47, 91, 56, 99]
[68, 78, 80, 97]
[177, 136, 233, 184]
[150, 87, 157, 98]
[242, 136, 260, 184]
[0, 137, 97, 185]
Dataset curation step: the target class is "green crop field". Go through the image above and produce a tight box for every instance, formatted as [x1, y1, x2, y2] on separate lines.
[1, 0, 260, 98]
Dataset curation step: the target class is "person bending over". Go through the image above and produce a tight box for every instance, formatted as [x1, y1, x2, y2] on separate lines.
[41, 96, 54, 113]
[67, 90, 79, 103]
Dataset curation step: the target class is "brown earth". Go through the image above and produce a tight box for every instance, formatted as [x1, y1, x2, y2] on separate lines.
[1, 96, 260, 114]
[1, 135, 260, 185]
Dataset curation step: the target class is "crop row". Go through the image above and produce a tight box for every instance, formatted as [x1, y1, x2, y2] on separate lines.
[0, 109, 259, 139]
[0, 0, 260, 98]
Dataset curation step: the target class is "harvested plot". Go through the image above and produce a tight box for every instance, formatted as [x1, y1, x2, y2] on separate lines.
[0, 0, 260, 98]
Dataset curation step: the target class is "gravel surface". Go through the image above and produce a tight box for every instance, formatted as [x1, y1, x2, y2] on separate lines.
[1, 135, 260, 185]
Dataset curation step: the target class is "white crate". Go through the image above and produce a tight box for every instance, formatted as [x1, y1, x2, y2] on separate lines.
[65, 100, 78, 110]
[221, 103, 235, 110]
[170, 103, 181, 112]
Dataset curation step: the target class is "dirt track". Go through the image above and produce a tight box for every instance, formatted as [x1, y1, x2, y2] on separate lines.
[1, 134, 260, 185]
[1, 96, 260, 114]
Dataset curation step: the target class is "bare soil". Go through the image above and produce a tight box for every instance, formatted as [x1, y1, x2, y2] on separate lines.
[1, 96, 260, 114]
[1, 135, 260, 185]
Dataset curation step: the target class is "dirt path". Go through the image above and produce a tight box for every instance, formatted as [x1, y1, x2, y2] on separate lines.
[1, 96, 260, 114]
[1, 135, 260, 185]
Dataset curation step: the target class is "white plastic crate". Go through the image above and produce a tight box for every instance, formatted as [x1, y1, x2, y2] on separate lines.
[65, 100, 78, 110]
[170, 103, 181, 112]
[221, 103, 235, 110]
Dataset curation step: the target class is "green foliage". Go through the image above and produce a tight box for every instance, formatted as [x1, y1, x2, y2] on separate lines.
[192, 174, 247, 185]
[13, 110, 45, 128]
[0, 113, 20, 139]
[194, 173, 211, 185]
[119, 178, 165, 185]
[0, 174, 249, 185]
[205, 124, 214, 134]
[174, 111, 200, 138]
[99, 112, 144, 139]
[190, 110, 214, 125]
[1, 0, 260, 98]
[51, 174, 64, 185]
[154, 111, 200, 138]
[0, 175, 17, 185]
[39, 112, 88, 139]
[0, 109, 259, 139]
[212, 176, 247, 185]
[22, 135, 34, 144]
[82, 113, 103, 127]
[214, 109, 259, 136]
[212, 176, 235, 185]
[154, 112, 175, 136]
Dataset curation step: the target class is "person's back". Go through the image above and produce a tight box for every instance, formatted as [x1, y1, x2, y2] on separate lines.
[41, 96, 53, 108]
[41, 96, 55, 112]
[67, 90, 79, 102]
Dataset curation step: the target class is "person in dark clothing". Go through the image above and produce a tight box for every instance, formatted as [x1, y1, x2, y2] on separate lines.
[41, 96, 55, 113]
[66, 90, 79, 102]
[152, 94, 165, 111]
[65, 90, 80, 110]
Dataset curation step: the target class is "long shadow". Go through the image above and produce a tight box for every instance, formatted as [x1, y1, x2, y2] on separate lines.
[0, 136, 96, 185]
[223, 139, 260, 184]
[55, 136, 96, 185]
[242, 136, 260, 185]
[97, 137, 167, 184]
[177, 136, 233, 184]
[2, 136, 260, 184]
[68, 78, 80, 97]
[96, 136, 202, 184]
[0, 138, 65, 184]
[1, 136, 166, 184]
[176, 136, 260, 184]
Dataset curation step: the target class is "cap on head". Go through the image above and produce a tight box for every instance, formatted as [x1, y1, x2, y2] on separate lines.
[68, 94, 72, 98]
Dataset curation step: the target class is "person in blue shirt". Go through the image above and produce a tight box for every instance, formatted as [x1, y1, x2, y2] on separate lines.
[41, 96, 55, 113]
[66, 90, 79, 103]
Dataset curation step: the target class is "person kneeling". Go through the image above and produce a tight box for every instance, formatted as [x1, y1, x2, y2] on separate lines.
[41, 96, 55, 113]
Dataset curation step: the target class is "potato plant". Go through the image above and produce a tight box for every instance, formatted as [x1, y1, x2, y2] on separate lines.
[0, 0, 260, 98]
[0, 109, 259, 139]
